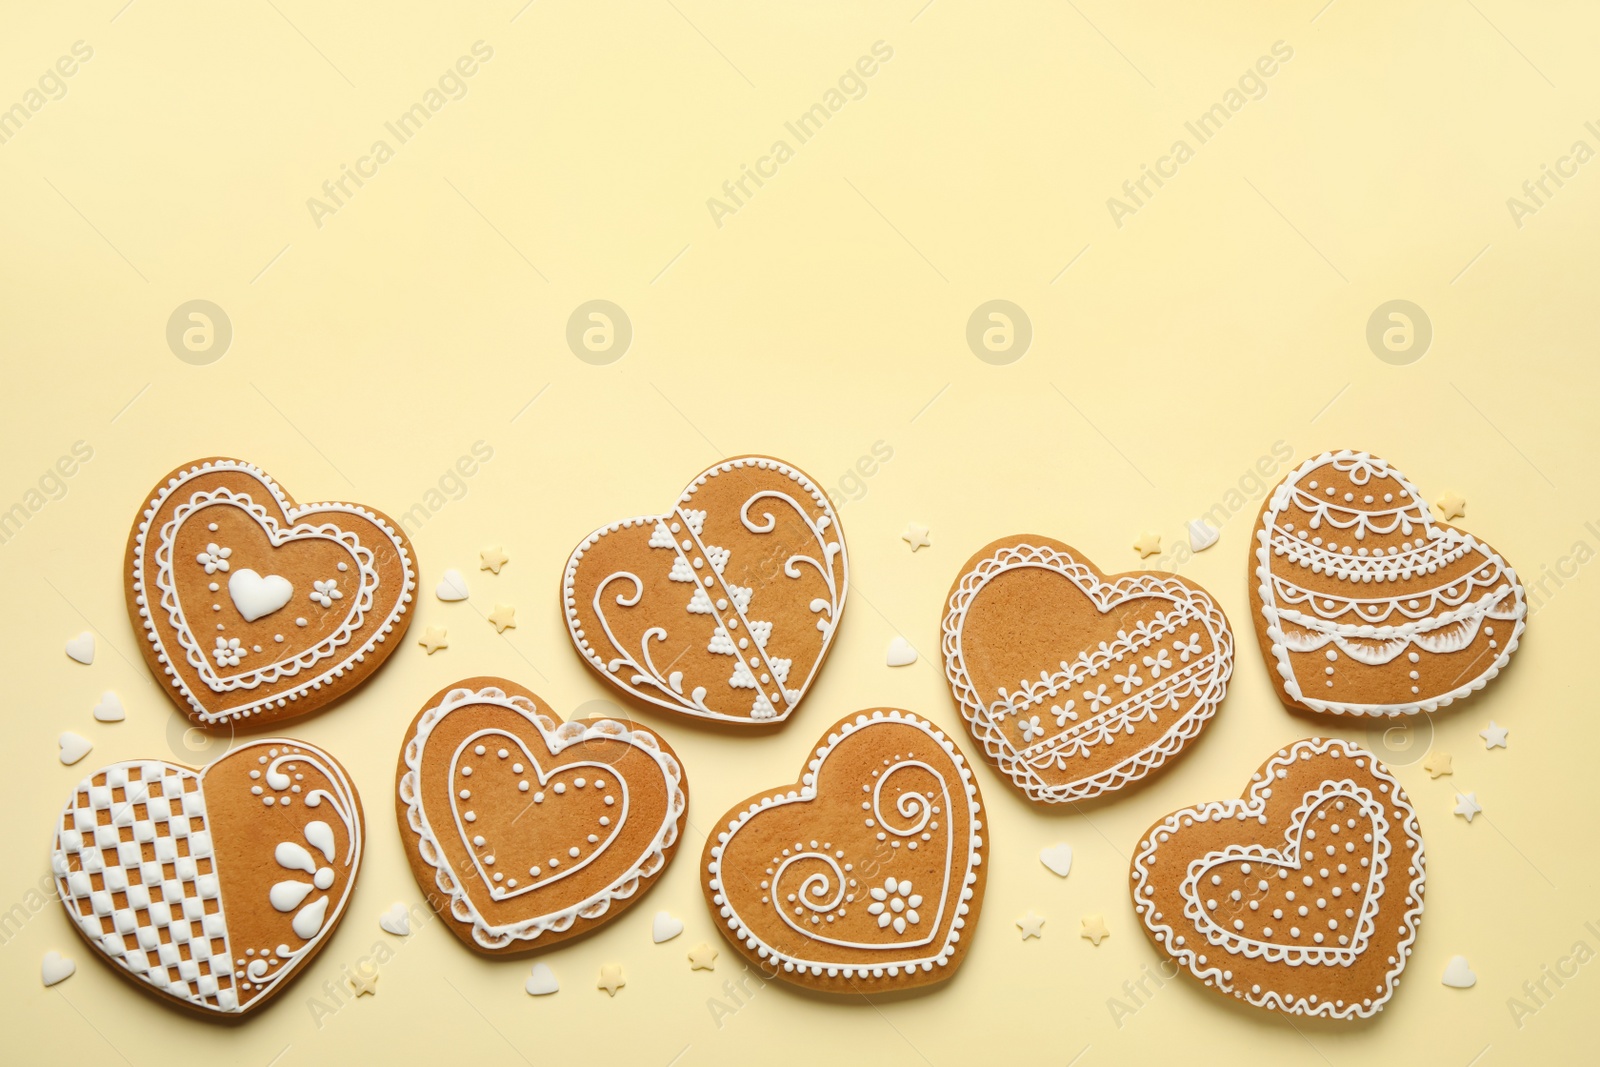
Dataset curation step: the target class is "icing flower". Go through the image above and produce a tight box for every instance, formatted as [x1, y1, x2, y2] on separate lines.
[1142, 649, 1172, 679]
[269, 821, 339, 941]
[1175, 633, 1202, 662]
[196, 543, 232, 574]
[867, 876, 922, 934]
[213, 637, 247, 667]
[1084, 684, 1111, 712]
[1019, 715, 1045, 743]
[1052, 699, 1077, 727]
[1114, 667, 1143, 694]
[309, 579, 343, 608]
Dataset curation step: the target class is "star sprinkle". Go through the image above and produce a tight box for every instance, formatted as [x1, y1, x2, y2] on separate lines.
[480, 546, 510, 574]
[1480, 721, 1509, 750]
[688, 943, 718, 971]
[1454, 792, 1482, 823]
[488, 605, 517, 633]
[1422, 750, 1453, 778]
[597, 963, 626, 996]
[1132, 533, 1161, 559]
[1080, 915, 1110, 946]
[417, 626, 449, 654]
[901, 523, 931, 552]
[1434, 492, 1467, 521]
[350, 968, 379, 997]
[1016, 911, 1046, 940]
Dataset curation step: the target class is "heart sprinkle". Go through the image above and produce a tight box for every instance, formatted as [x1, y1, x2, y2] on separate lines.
[57, 732, 92, 765]
[91, 691, 125, 722]
[64, 632, 94, 665]
[41, 951, 75, 987]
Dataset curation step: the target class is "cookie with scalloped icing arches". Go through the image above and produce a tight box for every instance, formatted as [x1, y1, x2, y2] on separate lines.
[1130, 737, 1425, 1019]
[1250, 449, 1525, 717]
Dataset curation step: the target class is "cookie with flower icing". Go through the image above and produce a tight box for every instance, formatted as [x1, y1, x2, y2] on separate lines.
[125, 458, 416, 727]
[1130, 737, 1425, 1019]
[941, 536, 1233, 803]
[702, 708, 986, 991]
[562, 455, 847, 726]
[397, 677, 688, 955]
[1250, 449, 1525, 717]
[51, 738, 363, 1016]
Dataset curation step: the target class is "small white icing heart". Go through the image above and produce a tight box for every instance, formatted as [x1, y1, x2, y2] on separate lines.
[525, 962, 559, 996]
[379, 903, 412, 937]
[886, 636, 918, 667]
[1442, 954, 1477, 988]
[1187, 518, 1219, 552]
[91, 691, 125, 722]
[228, 569, 294, 622]
[435, 569, 470, 602]
[1039, 843, 1074, 878]
[64, 632, 94, 665]
[58, 732, 92, 766]
[41, 951, 75, 986]
[652, 910, 685, 944]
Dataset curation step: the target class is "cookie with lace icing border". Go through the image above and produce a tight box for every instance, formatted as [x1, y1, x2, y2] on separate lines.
[1250, 449, 1526, 717]
[125, 457, 416, 727]
[1129, 737, 1425, 1020]
[562, 455, 847, 726]
[51, 737, 363, 1017]
[702, 708, 986, 992]
[396, 677, 688, 955]
[941, 536, 1233, 804]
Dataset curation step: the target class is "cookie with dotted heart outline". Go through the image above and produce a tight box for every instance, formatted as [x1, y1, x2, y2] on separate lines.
[1250, 449, 1526, 717]
[125, 458, 416, 728]
[702, 708, 987, 992]
[1129, 737, 1425, 1019]
[562, 455, 848, 726]
[51, 738, 364, 1017]
[396, 677, 688, 955]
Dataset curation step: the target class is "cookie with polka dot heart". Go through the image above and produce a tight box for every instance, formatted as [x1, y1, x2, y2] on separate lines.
[702, 708, 987, 992]
[51, 738, 363, 1017]
[125, 458, 416, 728]
[1250, 449, 1526, 716]
[562, 455, 847, 726]
[396, 678, 688, 955]
[1129, 737, 1425, 1020]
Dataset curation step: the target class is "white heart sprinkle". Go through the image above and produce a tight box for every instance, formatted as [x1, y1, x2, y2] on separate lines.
[41, 951, 76, 986]
[885, 636, 918, 667]
[652, 910, 685, 944]
[436, 569, 471, 602]
[1441, 954, 1477, 989]
[379, 903, 412, 937]
[64, 632, 94, 665]
[58, 732, 92, 765]
[1187, 518, 1219, 552]
[525, 962, 559, 996]
[1039, 843, 1074, 878]
[91, 691, 125, 722]
[228, 569, 295, 622]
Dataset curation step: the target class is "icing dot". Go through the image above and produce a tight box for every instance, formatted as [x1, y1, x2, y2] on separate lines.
[554, 783, 566, 795]
[604, 795, 615, 806]
[296, 618, 308, 627]
[474, 745, 486, 756]
[575, 778, 586, 788]
[568, 847, 580, 858]
[518, 781, 529, 792]
[498, 749, 509, 759]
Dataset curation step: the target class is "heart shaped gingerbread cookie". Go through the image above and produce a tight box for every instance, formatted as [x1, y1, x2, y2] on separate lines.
[562, 456, 847, 726]
[1251, 449, 1526, 716]
[703, 708, 986, 991]
[941, 536, 1233, 803]
[397, 678, 688, 954]
[126, 458, 416, 727]
[51, 738, 363, 1016]
[1130, 738, 1425, 1019]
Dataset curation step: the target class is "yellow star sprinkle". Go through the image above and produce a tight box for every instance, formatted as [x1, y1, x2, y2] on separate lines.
[417, 626, 448, 654]
[687, 943, 718, 971]
[350, 968, 379, 997]
[1133, 533, 1161, 559]
[1080, 915, 1110, 946]
[901, 523, 931, 552]
[1422, 750, 1452, 778]
[1434, 492, 1467, 521]
[480, 546, 510, 574]
[597, 963, 626, 996]
[1016, 911, 1046, 940]
[488, 605, 517, 633]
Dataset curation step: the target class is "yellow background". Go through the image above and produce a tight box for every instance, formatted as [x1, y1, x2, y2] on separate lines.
[2, 1, 1596, 1063]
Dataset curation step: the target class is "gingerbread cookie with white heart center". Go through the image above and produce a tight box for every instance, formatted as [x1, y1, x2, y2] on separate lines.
[562, 455, 847, 726]
[702, 708, 986, 991]
[396, 678, 688, 954]
[941, 536, 1233, 803]
[1251, 449, 1526, 716]
[51, 738, 363, 1016]
[1130, 738, 1425, 1019]
[125, 458, 416, 727]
